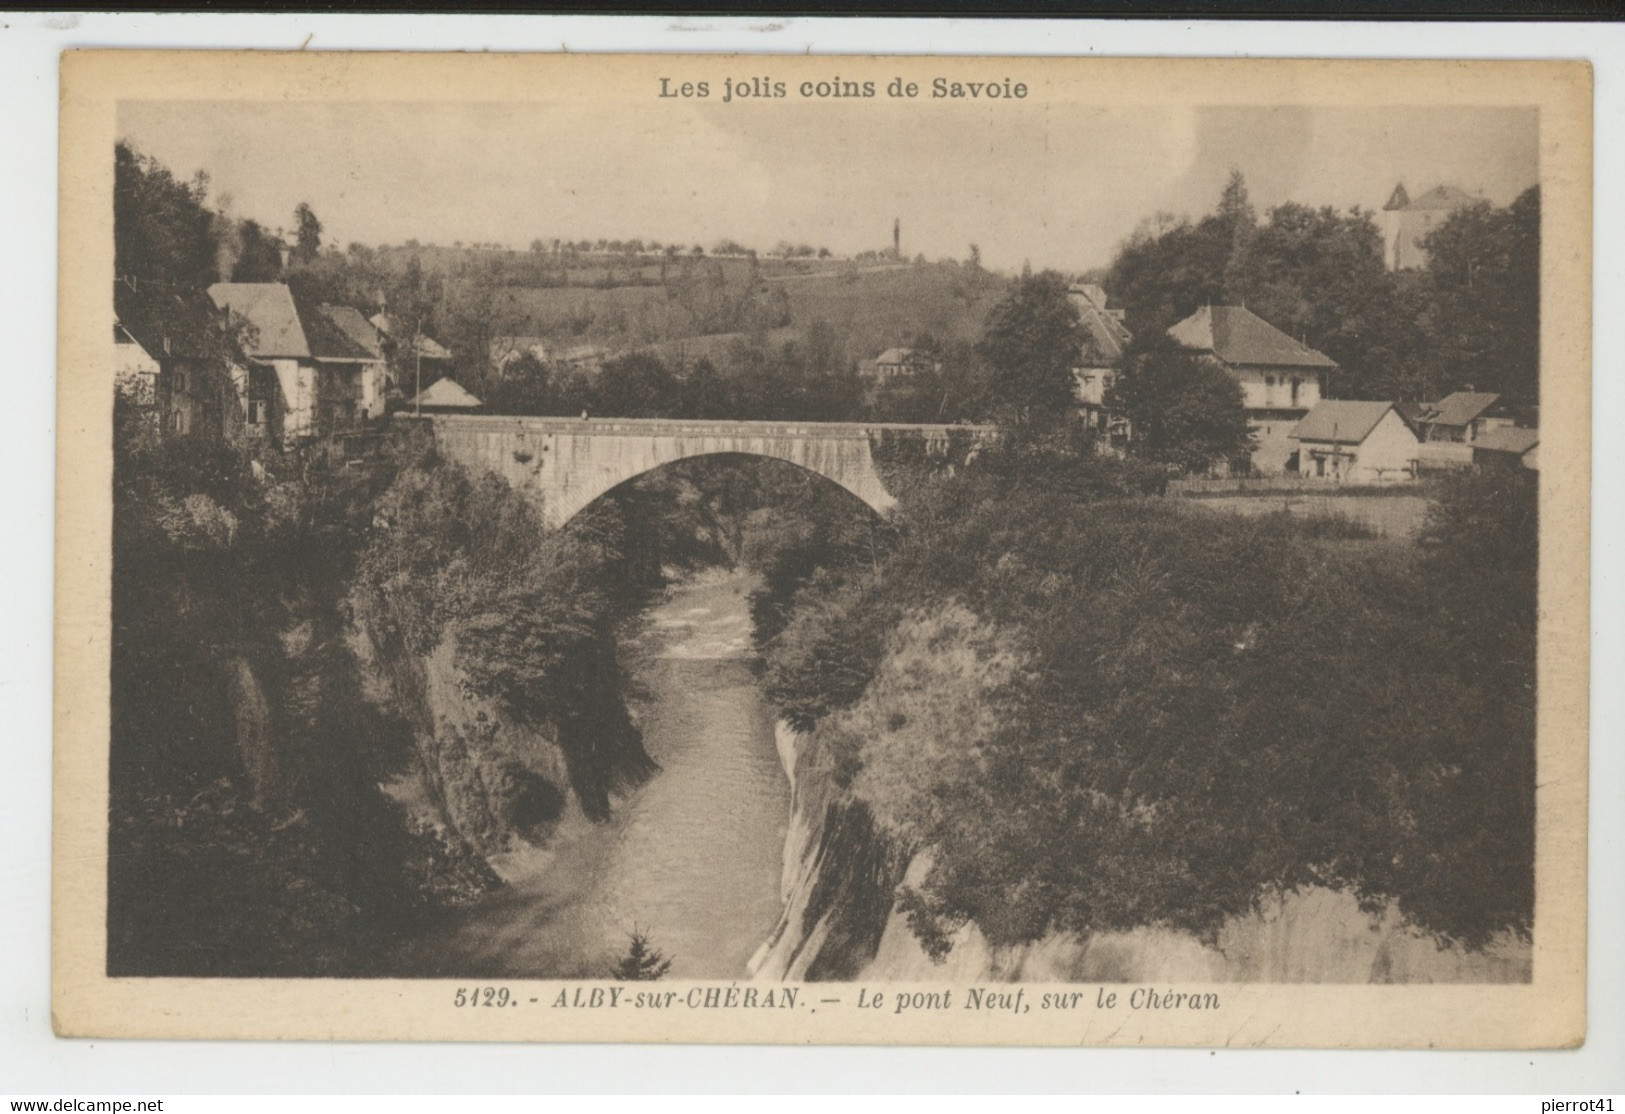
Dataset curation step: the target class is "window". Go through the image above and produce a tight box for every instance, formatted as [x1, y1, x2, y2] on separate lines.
[1290, 377, 1301, 406]
[1265, 375, 1276, 388]
[247, 399, 266, 425]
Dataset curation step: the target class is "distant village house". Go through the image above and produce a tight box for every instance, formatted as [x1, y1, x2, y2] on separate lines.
[407, 377, 483, 414]
[1412, 391, 1520, 471]
[1470, 426, 1539, 472]
[1289, 400, 1419, 484]
[1067, 283, 1133, 449]
[867, 346, 937, 381]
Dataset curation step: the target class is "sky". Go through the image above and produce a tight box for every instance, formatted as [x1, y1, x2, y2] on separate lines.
[118, 100, 1539, 274]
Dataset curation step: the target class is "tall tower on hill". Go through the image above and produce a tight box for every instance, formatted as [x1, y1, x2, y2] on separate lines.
[893, 217, 900, 260]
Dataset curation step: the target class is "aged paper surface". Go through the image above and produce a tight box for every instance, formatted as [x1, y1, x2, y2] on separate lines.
[55, 50, 1589, 1046]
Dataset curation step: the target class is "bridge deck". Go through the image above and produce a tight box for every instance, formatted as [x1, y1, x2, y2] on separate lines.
[403, 414, 997, 437]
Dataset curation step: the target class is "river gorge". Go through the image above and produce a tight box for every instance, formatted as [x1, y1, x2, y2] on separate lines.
[394, 569, 791, 979]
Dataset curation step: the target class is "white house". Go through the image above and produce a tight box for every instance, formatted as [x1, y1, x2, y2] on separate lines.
[1289, 400, 1419, 484]
[1167, 305, 1339, 474]
[209, 282, 318, 444]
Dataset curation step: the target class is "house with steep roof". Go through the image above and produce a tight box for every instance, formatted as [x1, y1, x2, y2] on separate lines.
[305, 303, 388, 426]
[208, 282, 388, 445]
[1380, 183, 1480, 270]
[1067, 284, 1134, 448]
[208, 282, 317, 443]
[114, 281, 239, 440]
[1289, 400, 1419, 484]
[1166, 304, 1339, 473]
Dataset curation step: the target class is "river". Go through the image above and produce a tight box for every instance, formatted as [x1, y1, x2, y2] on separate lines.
[397, 568, 791, 980]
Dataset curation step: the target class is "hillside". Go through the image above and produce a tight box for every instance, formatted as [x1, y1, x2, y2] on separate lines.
[482, 259, 1007, 369]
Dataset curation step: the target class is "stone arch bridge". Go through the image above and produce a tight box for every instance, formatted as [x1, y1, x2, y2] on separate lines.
[413, 415, 997, 528]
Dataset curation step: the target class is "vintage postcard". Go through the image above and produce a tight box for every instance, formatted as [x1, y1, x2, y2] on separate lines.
[54, 50, 1590, 1046]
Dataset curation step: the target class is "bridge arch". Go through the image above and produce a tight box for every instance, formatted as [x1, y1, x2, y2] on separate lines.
[418, 416, 986, 530]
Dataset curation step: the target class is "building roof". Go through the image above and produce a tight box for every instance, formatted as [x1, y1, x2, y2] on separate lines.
[408, 377, 482, 409]
[1069, 284, 1133, 365]
[1383, 183, 1412, 211]
[1167, 305, 1338, 369]
[411, 334, 454, 361]
[1289, 400, 1398, 445]
[114, 282, 233, 362]
[1472, 426, 1539, 455]
[315, 304, 385, 361]
[1420, 391, 1503, 428]
[207, 282, 310, 359]
[1402, 185, 1477, 212]
[875, 347, 916, 365]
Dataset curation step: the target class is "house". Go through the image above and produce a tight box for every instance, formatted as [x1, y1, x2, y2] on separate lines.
[1414, 391, 1517, 443]
[304, 303, 388, 426]
[407, 377, 483, 413]
[207, 282, 385, 446]
[114, 281, 239, 440]
[1289, 400, 1419, 484]
[208, 282, 318, 444]
[1470, 425, 1539, 471]
[1166, 305, 1339, 474]
[1067, 284, 1133, 448]
[1412, 392, 1519, 471]
[1380, 183, 1478, 271]
[869, 347, 936, 381]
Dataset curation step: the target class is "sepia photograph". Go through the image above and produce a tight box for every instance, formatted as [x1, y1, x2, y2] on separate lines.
[52, 50, 1590, 1047]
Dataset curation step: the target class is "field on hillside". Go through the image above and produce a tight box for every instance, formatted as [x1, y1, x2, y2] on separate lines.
[482, 260, 1007, 367]
[781, 262, 1008, 361]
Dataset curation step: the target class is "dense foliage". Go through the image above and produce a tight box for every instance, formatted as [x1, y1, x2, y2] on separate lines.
[1106, 338, 1253, 472]
[1105, 172, 1540, 406]
[757, 461, 1537, 954]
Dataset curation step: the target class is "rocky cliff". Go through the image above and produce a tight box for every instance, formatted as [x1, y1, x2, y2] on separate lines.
[754, 723, 1532, 985]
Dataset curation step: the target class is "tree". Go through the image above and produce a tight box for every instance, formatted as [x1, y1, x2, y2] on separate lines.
[292, 202, 323, 266]
[594, 353, 681, 418]
[114, 142, 218, 287]
[1421, 186, 1540, 405]
[609, 927, 672, 980]
[1107, 338, 1252, 473]
[232, 219, 284, 282]
[974, 270, 1081, 427]
[1224, 202, 1420, 400]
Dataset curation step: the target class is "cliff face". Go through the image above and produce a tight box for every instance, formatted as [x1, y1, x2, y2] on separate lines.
[756, 723, 1532, 985]
[346, 593, 645, 876]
